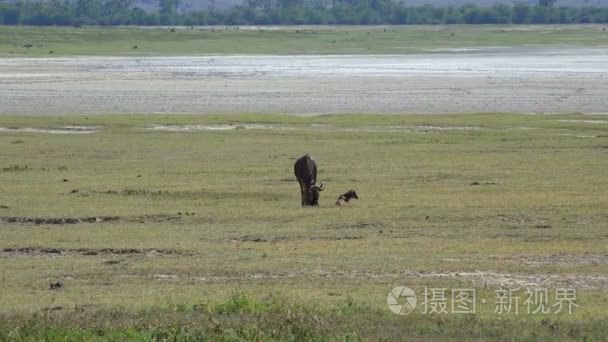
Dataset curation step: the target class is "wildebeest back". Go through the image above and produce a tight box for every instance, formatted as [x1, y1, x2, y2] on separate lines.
[294, 154, 317, 185]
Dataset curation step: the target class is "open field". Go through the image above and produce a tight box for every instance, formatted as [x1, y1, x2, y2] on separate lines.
[2, 25, 608, 116]
[2, 47, 608, 115]
[2, 24, 608, 56]
[0, 113, 607, 339]
[1, 23, 607, 339]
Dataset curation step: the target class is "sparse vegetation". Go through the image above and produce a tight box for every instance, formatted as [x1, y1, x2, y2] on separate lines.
[2, 24, 608, 56]
[0, 113, 607, 339]
[2, 164, 29, 172]
[1, 292, 607, 340]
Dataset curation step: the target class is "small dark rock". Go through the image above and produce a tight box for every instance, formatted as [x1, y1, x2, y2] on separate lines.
[470, 182, 480, 186]
[49, 282, 63, 290]
[63, 179, 69, 182]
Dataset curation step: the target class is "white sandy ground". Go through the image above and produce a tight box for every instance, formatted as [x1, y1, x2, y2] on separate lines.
[144, 270, 608, 290]
[1, 46, 608, 115]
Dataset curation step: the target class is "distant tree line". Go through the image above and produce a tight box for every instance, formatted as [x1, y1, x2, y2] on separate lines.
[2, 0, 608, 26]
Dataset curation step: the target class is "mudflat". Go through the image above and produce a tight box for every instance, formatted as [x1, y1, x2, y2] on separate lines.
[1, 46, 607, 115]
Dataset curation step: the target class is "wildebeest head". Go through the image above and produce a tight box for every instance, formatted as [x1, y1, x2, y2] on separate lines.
[308, 181, 324, 206]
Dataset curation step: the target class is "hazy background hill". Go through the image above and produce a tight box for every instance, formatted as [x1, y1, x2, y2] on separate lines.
[168, 0, 608, 11]
[10, 0, 596, 12]
[3, 0, 608, 12]
[3, 0, 608, 25]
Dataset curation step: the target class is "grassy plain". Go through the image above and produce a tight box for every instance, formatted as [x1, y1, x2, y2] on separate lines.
[1, 24, 608, 56]
[0, 113, 607, 339]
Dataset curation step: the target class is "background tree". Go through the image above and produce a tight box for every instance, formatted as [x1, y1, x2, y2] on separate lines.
[539, 0, 557, 7]
[159, 0, 180, 14]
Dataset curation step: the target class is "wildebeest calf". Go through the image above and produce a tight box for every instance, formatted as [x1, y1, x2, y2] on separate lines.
[336, 190, 358, 206]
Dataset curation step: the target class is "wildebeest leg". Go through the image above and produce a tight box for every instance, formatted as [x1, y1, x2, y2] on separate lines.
[299, 181, 306, 206]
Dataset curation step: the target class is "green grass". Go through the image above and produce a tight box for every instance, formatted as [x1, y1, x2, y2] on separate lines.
[2, 292, 607, 340]
[0, 113, 607, 339]
[1, 24, 608, 56]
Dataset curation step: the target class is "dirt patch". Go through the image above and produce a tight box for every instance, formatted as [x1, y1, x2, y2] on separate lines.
[141, 270, 608, 289]
[491, 253, 608, 267]
[72, 188, 207, 202]
[470, 181, 498, 186]
[0, 214, 181, 225]
[227, 235, 363, 243]
[326, 221, 380, 230]
[1, 247, 186, 256]
[558, 119, 608, 124]
[412, 271, 608, 290]
[550, 133, 597, 138]
[124, 214, 183, 223]
[0, 126, 102, 134]
[496, 214, 552, 230]
[318, 125, 482, 133]
[3, 51, 608, 115]
[0, 216, 120, 225]
[41, 305, 63, 312]
[144, 124, 293, 131]
[1, 164, 68, 173]
[596, 145, 608, 151]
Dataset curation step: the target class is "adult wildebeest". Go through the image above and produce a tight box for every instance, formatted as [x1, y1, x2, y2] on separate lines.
[294, 154, 324, 206]
[336, 190, 358, 206]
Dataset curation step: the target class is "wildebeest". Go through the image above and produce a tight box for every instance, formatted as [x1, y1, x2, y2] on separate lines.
[294, 154, 324, 206]
[336, 190, 358, 206]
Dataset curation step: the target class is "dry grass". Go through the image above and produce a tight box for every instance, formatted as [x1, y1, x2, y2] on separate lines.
[2, 24, 608, 56]
[0, 113, 607, 339]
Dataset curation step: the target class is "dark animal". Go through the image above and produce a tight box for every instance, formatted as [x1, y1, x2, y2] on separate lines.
[294, 154, 324, 206]
[336, 190, 358, 206]
[49, 282, 63, 290]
